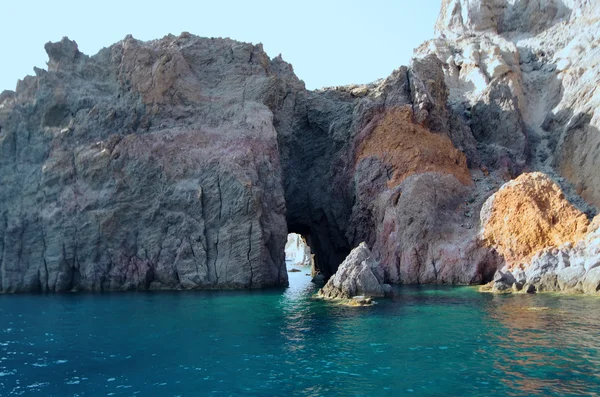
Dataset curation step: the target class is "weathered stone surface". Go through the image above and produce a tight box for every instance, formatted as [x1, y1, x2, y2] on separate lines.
[278, 53, 498, 284]
[481, 172, 589, 267]
[2, 0, 600, 294]
[483, 208, 600, 294]
[318, 243, 389, 299]
[371, 172, 501, 285]
[581, 267, 600, 294]
[424, 0, 600, 212]
[0, 35, 292, 292]
[355, 106, 471, 187]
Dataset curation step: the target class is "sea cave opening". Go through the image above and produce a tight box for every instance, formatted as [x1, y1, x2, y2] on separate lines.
[284, 232, 314, 273]
[283, 232, 315, 294]
[285, 220, 352, 285]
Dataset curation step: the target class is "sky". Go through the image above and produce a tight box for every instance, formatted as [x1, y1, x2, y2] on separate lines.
[0, 0, 441, 91]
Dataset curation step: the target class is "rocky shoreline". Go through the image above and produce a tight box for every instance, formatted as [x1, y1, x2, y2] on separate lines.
[0, 0, 599, 295]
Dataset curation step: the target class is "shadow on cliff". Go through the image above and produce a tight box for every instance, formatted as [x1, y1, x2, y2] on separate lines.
[464, 26, 597, 218]
[275, 90, 355, 279]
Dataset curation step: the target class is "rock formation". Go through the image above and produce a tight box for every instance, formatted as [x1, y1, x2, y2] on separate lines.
[420, 0, 600, 214]
[0, 0, 599, 294]
[480, 172, 590, 267]
[318, 243, 391, 300]
[0, 35, 293, 291]
[480, 173, 599, 293]
[482, 215, 600, 294]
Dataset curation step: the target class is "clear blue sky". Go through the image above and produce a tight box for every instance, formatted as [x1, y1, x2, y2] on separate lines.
[1, 1, 441, 91]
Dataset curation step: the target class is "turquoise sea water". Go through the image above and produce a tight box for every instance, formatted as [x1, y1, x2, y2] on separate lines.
[1, 270, 599, 396]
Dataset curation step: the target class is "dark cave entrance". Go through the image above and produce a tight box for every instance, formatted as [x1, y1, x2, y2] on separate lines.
[287, 221, 351, 282]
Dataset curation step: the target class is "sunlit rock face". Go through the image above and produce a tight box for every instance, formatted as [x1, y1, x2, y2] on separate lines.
[420, 0, 600, 212]
[480, 173, 599, 294]
[0, 34, 500, 291]
[318, 242, 390, 300]
[1, 0, 599, 293]
[481, 172, 590, 267]
[0, 35, 293, 292]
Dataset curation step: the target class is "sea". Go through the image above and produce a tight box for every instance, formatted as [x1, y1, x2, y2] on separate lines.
[0, 269, 599, 396]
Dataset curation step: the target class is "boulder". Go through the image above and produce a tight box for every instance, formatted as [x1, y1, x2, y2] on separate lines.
[581, 267, 600, 294]
[318, 243, 390, 299]
[557, 265, 585, 292]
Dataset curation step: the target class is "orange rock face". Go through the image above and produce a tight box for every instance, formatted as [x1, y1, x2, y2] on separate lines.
[481, 172, 590, 268]
[356, 106, 471, 187]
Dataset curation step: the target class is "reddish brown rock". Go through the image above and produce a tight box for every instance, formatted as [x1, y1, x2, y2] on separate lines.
[356, 106, 472, 187]
[480, 172, 590, 269]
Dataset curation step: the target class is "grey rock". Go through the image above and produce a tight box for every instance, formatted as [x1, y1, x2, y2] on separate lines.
[523, 283, 537, 294]
[491, 269, 516, 292]
[318, 243, 387, 299]
[485, 222, 600, 294]
[435, 0, 572, 37]
[581, 267, 600, 294]
[525, 250, 562, 284]
[0, 35, 292, 292]
[311, 274, 325, 285]
[372, 173, 502, 285]
[4, 0, 599, 294]
[557, 265, 585, 291]
[470, 80, 528, 168]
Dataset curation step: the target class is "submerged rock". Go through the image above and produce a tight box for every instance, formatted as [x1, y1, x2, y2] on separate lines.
[318, 243, 391, 300]
[348, 296, 374, 306]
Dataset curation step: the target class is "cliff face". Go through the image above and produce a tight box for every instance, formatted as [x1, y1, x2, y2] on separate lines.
[0, 35, 294, 291]
[419, 0, 600, 293]
[422, 0, 600, 211]
[1, 0, 598, 293]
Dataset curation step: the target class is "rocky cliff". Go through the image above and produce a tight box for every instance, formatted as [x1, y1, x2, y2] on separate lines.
[0, 0, 598, 293]
[0, 35, 293, 291]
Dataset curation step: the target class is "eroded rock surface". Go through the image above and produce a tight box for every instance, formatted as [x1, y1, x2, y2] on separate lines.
[481, 172, 589, 267]
[421, 0, 600, 213]
[1, 0, 599, 293]
[0, 35, 293, 291]
[484, 217, 600, 294]
[480, 174, 599, 294]
[318, 243, 390, 299]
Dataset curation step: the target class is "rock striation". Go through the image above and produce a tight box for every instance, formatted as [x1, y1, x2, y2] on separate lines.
[0, 35, 294, 291]
[1, 0, 599, 293]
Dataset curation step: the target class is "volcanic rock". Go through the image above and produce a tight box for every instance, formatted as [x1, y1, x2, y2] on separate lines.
[318, 243, 391, 300]
[480, 173, 600, 294]
[480, 172, 589, 267]
[0, 35, 294, 291]
[1, 0, 599, 294]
